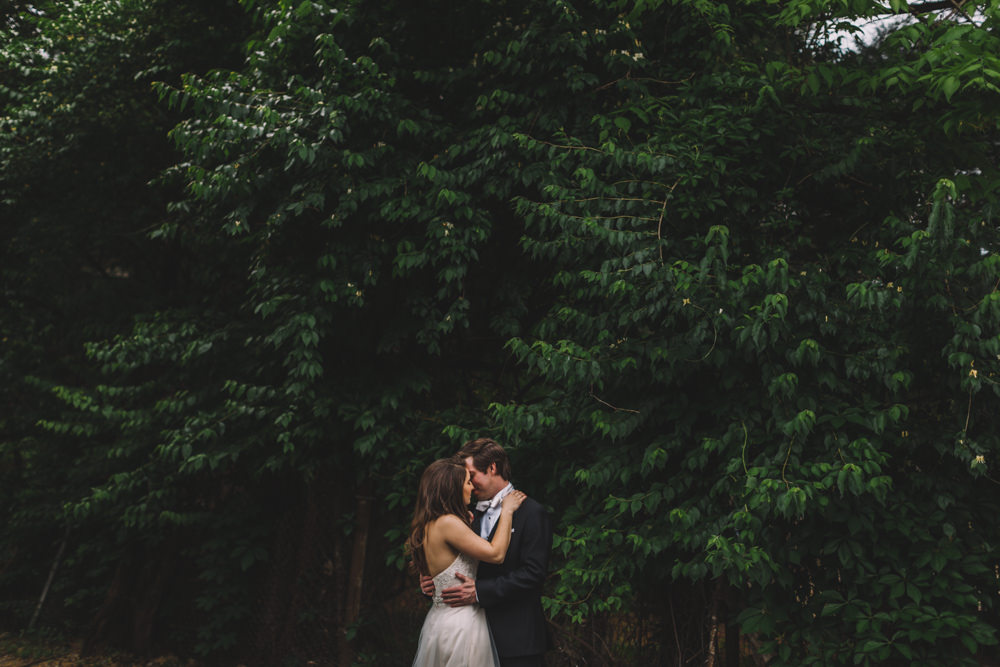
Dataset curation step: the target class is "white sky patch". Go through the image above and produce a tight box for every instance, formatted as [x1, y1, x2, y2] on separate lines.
[828, 13, 918, 52]
[826, 4, 989, 53]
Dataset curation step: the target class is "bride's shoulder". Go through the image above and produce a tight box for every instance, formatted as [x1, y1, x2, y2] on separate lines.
[428, 513, 468, 533]
[435, 512, 466, 525]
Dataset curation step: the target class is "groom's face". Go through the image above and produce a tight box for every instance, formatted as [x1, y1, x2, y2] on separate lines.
[464, 456, 505, 500]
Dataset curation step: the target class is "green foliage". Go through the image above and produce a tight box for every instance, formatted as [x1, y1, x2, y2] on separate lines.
[0, 0, 253, 645]
[485, 1, 1000, 663]
[3, 0, 1000, 663]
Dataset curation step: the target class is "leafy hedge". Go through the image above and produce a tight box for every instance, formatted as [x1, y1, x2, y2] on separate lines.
[3, 0, 1000, 664]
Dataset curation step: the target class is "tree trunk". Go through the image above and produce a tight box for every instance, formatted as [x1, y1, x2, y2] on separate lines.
[28, 526, 69, 632]
[338, 480, 373, 667]
[250, 498, 299, 665]
[82, 553, 131, 655]
[81, 540, 177, 656]
[724, 585, 740, 667]
[131, 549, 176, 654]
[278, 487, 320, 653]
[705, 578, 725, 667]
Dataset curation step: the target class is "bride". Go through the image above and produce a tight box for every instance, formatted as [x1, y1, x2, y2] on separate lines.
[407, 457, 526, 666]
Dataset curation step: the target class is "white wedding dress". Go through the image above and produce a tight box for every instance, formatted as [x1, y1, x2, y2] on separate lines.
[412, 552, 500, 666]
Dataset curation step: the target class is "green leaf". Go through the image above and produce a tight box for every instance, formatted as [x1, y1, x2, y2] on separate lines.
[941, 76, 960, 101]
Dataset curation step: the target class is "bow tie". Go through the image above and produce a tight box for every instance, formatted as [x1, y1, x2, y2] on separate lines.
[475, 493, 507, 512]
[475, 484, 514, 512]
[475, 499, 494, 512]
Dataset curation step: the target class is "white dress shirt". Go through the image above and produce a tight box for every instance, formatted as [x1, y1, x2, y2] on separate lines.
[477, 482, 514, 539]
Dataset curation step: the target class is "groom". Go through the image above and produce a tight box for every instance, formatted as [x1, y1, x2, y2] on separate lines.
[423, 437, 552, 667]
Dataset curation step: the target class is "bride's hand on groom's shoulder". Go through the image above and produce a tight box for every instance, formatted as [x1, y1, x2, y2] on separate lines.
[501, 490, 526, 513]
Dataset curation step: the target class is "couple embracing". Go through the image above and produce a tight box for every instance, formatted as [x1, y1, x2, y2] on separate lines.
[407, 438, 552, 667]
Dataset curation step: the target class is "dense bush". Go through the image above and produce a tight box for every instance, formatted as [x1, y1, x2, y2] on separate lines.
[3, 0, 1000, 664]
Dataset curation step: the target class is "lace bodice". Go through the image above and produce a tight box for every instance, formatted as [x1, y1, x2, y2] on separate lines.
[431, 552, 479, 606]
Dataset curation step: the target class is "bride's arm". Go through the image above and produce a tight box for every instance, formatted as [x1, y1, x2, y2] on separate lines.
[438, 492, 525, 564]
[436, 512, 510, 564]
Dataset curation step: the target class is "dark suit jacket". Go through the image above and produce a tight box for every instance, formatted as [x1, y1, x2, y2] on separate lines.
[474, 495, 552, 658]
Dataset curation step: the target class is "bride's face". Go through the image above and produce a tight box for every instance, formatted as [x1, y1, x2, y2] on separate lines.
[462, 469, 474, 506]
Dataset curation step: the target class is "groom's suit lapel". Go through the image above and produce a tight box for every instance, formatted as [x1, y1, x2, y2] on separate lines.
[472, 508, 485, 536]
[487, 518, 498, 541]
[486, 506, 517, 542]
[472, 507, 506, 542]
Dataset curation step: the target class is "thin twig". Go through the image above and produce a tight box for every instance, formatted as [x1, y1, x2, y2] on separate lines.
[522, 135, 679, 158]
[741, 422, 750, 476]
[589, 386, 640, 414]
[963, 386, 973, 435]
[632, 74, 696, 86]
[949, 0, 976, 23]
[657, 197, 669, 262]
[669, 590, 684, 666]
[594, 72, 695, 91]
[962, 276, 1000, 312]
[944, 277, 960, 316]
[562, 213, 660, 223]
[542, 196, 668, 206]
[685, 323, 718, 362]
[658, 177, 682, 262]
[781, 435, 797, 489]
[524, 138, 608, 154]
[612, 178, 684, 189]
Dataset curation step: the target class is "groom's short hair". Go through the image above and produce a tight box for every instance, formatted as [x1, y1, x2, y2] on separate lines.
[457, 437, 511, 480]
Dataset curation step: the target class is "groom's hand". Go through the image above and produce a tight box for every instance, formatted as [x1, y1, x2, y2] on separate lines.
[441, 572, 477, 607]
[419, 574, 435, 597]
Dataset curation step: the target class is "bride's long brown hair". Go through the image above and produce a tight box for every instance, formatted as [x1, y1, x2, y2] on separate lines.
[406, 457, 471, 576]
